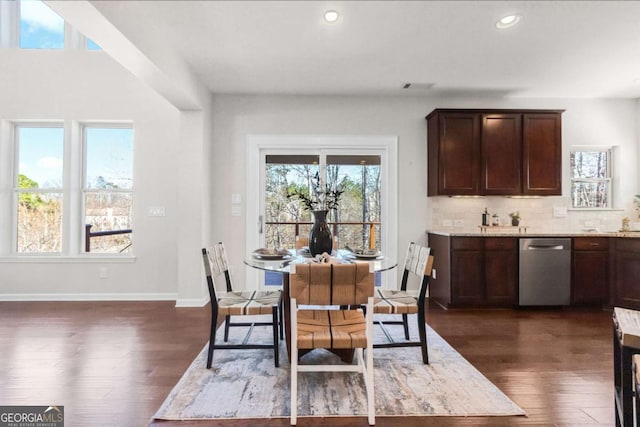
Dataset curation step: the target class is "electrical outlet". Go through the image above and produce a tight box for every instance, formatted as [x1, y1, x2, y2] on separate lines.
[98, 267, 108, 279]
[442, 219, 453, 227]
[553, 207, 567, 218]
[454, 219, 464, 227]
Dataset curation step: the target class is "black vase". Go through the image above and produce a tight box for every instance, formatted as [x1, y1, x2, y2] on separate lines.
[309, 210, 333, 256]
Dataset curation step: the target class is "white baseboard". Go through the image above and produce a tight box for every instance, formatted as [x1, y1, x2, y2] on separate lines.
[175, 297, 209, 307]
[0, 293, 178, 302]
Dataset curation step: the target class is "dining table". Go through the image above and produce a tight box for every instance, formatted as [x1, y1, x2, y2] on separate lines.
[244, 249, 397, 362]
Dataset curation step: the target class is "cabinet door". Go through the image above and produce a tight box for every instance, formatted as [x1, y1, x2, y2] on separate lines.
[522, 113, 562, 195]
[451, 250, 484, 305]
[572, 251, 607, 306]
[481, 114, 522, 195]
[485, 238, 518, 306]
[615, 240, 640, 310]
[437, 113, 480, 195]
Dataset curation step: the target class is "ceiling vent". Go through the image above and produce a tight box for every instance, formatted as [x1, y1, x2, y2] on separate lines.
[403, 83, 435, 90]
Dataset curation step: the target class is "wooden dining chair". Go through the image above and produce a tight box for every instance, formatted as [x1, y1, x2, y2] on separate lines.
[373, 242, 433, 364]
[289, 262, 375, 426]
[201, 243, 282, 368]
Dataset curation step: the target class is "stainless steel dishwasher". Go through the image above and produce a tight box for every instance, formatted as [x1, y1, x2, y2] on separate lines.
[519, 238, 571, 306]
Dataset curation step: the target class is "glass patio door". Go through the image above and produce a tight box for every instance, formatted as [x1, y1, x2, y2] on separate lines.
[262, 153, 382, 250]
[246, 135, 398, 290]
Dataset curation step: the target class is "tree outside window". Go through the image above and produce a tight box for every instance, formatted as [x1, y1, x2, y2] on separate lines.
[264, 154, 381, 250]
[570, 148, 612, 208]
[15, 126, 64, 253]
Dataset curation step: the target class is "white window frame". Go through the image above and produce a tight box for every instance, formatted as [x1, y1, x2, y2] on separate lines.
[12, 122, 65, 254]
[0, 120, 135, 260]
[81, 124, 134, 255]
[570, 146, 613, 210]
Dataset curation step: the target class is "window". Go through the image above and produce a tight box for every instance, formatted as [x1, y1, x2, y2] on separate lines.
[8, 122, 134, 256]
[0, 0, 101, 50]
[15, 126, 64, 253]
[570, 148, 612, 208]
[264, 154, 381, 250]
[83, 127, 133, 253]
[19, 0, 65, 49]
[247, 135, 398, 291]
[86, 38, 102, 51]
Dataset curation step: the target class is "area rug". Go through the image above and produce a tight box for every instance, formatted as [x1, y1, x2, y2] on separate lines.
[153, 315, 525, 420]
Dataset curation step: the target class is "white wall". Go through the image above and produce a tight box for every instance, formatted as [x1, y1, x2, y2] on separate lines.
[0, 50, 183, 300]
[210, 95, 639, 286]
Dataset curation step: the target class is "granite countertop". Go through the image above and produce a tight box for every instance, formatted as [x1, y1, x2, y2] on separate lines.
[427, 228, 640, 238]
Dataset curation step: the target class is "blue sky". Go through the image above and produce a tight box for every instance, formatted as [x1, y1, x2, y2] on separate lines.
[19, 127, 133, 190]
[19, 0, 101, 50]
[19, 0, 64, 49]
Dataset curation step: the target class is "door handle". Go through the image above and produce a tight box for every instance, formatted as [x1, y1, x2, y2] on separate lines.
[258, 215, 263, 234]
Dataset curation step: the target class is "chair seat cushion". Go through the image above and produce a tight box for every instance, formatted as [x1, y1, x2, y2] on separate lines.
[218, 290, 281, 316]
[297, 309, 367, 349]
[373, 289, 418, 314]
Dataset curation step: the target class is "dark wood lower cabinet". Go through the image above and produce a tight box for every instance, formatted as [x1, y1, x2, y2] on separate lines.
[571, 237, 608, 306]
[431, 234, 517, 308]
[451, 247, 484, 305]
[485, 246, 518, 305]
[428, 233, 639, 310]
[614, 238, 640, 310]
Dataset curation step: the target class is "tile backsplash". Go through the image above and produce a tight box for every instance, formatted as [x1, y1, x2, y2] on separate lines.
[428, 196, 639, 233]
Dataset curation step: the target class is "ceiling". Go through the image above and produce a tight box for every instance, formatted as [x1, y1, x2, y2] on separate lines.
[90, 0, 640, 98]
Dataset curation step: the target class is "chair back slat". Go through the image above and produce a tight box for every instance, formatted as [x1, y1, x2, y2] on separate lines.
[206, 242, 230, 277]
[202, 242, 234, 297]
[404, 242, 432, 277]
[290, 263, 373, 305]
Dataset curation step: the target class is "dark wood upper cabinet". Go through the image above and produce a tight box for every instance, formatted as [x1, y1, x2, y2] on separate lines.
[481, 114, 522, 195]
[522, 113, 562, 195]
[426, 108, 564, 196]
[427, 112, 480, 195]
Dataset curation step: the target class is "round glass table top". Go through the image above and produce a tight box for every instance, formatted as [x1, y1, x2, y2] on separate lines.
[244, 249, 397, 273]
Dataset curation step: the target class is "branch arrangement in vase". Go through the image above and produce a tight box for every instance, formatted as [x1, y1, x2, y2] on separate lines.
[287, 172, 344, 211]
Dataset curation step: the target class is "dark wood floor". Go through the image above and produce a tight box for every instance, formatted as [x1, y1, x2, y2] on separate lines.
[0, 301, 614, 426]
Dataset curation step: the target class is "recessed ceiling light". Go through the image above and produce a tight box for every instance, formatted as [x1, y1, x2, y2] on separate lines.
[496, 14, 522, 29]
[324, 10, 339, 24]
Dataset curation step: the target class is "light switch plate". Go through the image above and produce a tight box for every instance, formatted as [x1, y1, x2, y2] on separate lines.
[148, 206, 166, 217]
[231, 193, 242, 204]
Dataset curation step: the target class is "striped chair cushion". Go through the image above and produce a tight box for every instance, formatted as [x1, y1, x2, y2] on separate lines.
[296, 309, 367, 349]
[373, 289, 418, 314]
[217, 290, 281, 316]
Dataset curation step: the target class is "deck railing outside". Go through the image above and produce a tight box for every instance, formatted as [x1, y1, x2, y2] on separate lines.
[265, 220, 380, 250]
[85, 224, 132, 253]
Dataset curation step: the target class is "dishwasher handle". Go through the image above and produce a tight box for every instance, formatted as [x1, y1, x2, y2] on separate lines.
[526, 244, 565, 250]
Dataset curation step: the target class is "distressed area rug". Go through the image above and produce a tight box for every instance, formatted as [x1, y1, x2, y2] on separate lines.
[154, 315, 525, 420]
